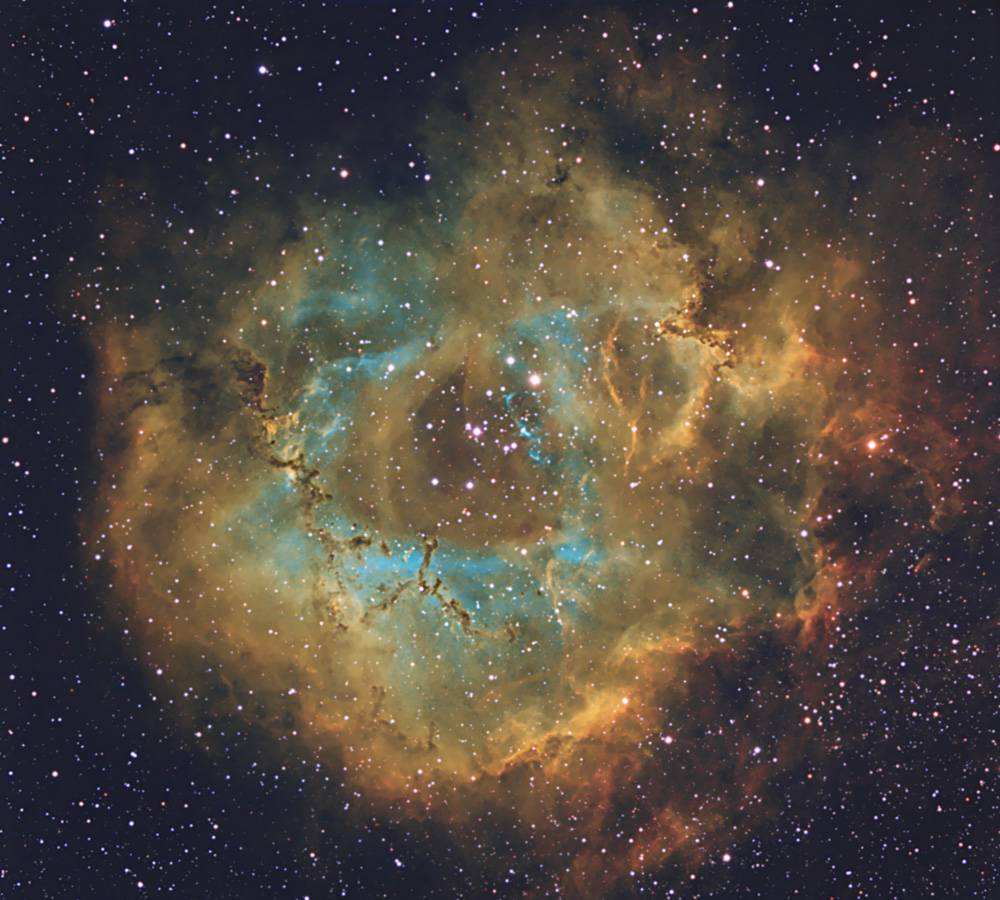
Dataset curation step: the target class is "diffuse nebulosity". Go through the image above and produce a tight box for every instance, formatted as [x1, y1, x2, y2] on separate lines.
[75, 18, 995, 897]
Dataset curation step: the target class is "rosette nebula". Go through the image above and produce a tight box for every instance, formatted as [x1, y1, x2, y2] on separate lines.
[67, 12, 997, 898]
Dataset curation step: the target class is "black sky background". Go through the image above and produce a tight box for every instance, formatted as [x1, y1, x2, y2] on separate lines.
[3, 2, 998, 897]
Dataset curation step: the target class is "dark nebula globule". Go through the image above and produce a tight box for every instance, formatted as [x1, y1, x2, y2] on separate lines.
[4, 3, 999, 898]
